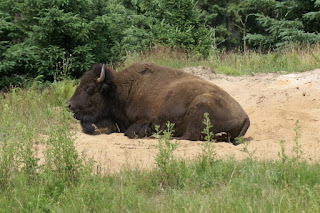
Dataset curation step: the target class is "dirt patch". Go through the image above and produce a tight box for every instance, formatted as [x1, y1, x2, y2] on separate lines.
[74, 67, 320, 173]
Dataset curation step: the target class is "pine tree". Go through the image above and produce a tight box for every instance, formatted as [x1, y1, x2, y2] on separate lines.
[197, 0, 251, 50]
[303, 0, 320, 33]
[245, 0, 320, 49]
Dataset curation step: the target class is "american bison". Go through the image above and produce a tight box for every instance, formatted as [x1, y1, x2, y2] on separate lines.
[67, 63, 250, 142]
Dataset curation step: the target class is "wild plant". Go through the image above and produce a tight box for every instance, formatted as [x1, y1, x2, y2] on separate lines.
[236, 136, 256, 160]
[200, 113, 217, 162]
[51, 52, 76, 106]
[49, 79, 77, 106]
[292, 120, 303, 161]
[278, 140, 288, 164]
[278, 120, 303, 165]
[56, 52, 73, 80]
[154, 122, 178, 187]
[202, 113, 214, 142]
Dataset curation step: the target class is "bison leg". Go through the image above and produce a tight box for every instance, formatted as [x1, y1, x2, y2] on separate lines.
[182, 93, 250, 142]
[125, 120, 155, 139]
[181, 106, 204, 141]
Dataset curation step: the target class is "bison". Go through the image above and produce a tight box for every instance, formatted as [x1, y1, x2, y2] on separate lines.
[67, 63, 250, 142]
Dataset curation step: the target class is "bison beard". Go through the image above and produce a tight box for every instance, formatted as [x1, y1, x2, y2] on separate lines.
[67, 63, 250, 142]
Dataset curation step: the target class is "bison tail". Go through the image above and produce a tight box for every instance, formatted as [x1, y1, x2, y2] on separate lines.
[237, 117, 250, 138]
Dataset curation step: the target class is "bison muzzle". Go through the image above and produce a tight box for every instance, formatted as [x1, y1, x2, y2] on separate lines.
[67, 63, 250, 142]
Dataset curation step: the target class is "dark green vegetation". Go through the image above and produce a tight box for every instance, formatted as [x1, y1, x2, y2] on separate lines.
[2, 0, 320, 86]
[199, 0, 320, 50]
[1, 82, 320, 212]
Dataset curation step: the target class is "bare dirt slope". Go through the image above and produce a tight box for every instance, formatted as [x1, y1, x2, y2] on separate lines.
[74, 67, 320, 173]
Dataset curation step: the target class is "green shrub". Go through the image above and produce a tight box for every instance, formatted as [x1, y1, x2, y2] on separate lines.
[0, 0, 212, 87]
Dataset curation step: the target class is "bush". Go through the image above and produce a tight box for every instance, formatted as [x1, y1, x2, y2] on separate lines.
[0, 0, 212, 87]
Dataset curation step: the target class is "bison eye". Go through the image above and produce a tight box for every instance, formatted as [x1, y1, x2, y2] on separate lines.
[85, 86, 94, 95]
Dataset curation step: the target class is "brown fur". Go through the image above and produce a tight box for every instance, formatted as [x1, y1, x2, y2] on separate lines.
[68, 63, 250, 142]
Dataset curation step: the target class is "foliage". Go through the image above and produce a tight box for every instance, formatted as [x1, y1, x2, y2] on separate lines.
[198, 0, 320, 50]
[0, 0, 212, 87]
[198, 0, 248, 50]
[244, 0, 320, 49]
[3, 0, 320, 87]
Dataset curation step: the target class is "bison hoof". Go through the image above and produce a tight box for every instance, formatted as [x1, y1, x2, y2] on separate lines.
[81, 122, 96, 134]
[125, 130, 138, 139]
[125, 122, 155, 139]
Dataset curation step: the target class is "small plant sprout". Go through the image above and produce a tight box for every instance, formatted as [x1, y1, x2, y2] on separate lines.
[278, 120, 303, 164]
[236, 136, 256, 160]
[201, 112, 214, 142]
[154, 122, 178, 186]
[154, 122, 178, 169]
[292, 120, 303, 161]
[278, 139, 288, 163]
[201, 113, 217, 161]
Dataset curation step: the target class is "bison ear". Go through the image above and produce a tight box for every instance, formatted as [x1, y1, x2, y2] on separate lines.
[99, 82, 116, 95]
[99, 83, 109, 94]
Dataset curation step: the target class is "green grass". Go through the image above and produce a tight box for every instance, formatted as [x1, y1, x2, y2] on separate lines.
[1, 48, 320, 212]
[122, 44, 320, 75]
[1, 154, 320, 212]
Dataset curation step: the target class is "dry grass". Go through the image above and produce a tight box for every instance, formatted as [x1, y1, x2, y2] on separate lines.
[119, 44, 320, 75]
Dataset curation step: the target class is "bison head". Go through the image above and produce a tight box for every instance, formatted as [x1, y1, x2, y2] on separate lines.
[67, 64, 116, 134]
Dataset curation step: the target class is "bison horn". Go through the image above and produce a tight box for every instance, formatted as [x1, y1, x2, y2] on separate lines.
[97, 64, 106, 83]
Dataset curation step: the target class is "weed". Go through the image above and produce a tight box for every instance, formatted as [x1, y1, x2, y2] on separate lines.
[278, 140, 288, 164]
[49, 79, 77, 106]
[292, 120, 303, 161]
[236, 136, 257, 160]
[200, 113, 217, 163]
[201, 113, 214, 143]
[56, 52, 73, 80]
[278, 120, 303, 164]
[154, 122, 179, 187]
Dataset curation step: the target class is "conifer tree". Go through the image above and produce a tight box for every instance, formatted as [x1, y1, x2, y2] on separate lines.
[245, 0, 320, 49]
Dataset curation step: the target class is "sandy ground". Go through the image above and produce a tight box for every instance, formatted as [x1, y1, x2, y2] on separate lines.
[73, 67, 320, 173]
